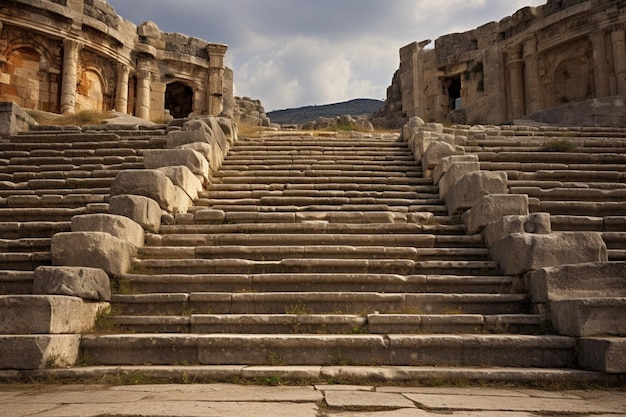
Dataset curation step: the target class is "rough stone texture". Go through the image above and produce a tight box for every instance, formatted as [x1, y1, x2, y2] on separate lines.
[432, 154, 480, 185]
[579, 337, 626, 373]
[110, 170, 189, 213]
[143, 149, 210, 182]
[550, 298, 626, 336]
[422, 140, 463, 171]
[195, 209, 226, 224]
[444, 171, 508, 215]
[51, 232, 136, 277]
[524, 262, 626, 303]
[108, 194, 162, 234]
[157, 166, 203, 201]
[0, 335, 80, 370]
[234, 96, 270, 127]
[462, 194, 528, 234]
[0, 295, 107, 334]
[71, 213, 145, 248]
[166, 130, 210, 149]
[33, 266, 111, 302]
[482, 213, 552, 248]
[0, 102, 36, 135]
[490, 232, 608, 276]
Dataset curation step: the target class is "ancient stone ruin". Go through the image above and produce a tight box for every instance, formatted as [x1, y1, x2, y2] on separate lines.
[0, 0, 232, 121]
[378, 0, 626, 127]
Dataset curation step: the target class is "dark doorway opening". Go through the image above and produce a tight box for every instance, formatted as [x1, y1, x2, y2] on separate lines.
[443, 76, 462, 110]
[165, 82, 193, 118]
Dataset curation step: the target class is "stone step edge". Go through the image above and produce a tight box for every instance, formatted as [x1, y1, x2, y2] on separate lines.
[4, 365, 617, 386]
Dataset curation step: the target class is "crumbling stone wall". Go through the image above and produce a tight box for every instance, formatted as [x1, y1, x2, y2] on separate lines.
[379, 0, 626, 126]
[234, 96, 271, 127]
[0, 0, 233, 121]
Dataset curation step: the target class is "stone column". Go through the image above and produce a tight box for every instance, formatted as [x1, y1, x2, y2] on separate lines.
[114, 63, 130, 114]
[590, 31, 610, 97]
[506, 44, 525, 120]
[206, 44, 227, 116]
[611, 29, 626, 96]
[135, 56, 151, 120]
[60, 39, 81, 115]
[522, 36, 542, 115]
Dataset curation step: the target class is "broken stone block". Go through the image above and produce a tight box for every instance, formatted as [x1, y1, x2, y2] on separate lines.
[550, 298, 626, 337]
[33, 266, 111, 302]
[157, 166, 203, 201]
[108, 194, 162, 234]
[490, 232, 608, 276]
[483, 213, 552, 248]
[462, 194, 528, 235]
[444, 171, 508, 215]
[194, 209, 226, 224]
[0, 335, 81, 370]
[407, 212, 436, 225]
[71, 213, 145, 248]
[437, 161, 481, 199]
[143, 149, 209, 182]
[167, 129, 210, 149]
[0, 295, 108, 334]
[111, 170, 182, 213]
[432, 154, 479, 185]
[578, 337, 626, 373]
[51, 232, 136, 277]
[421, 141, 463, 173]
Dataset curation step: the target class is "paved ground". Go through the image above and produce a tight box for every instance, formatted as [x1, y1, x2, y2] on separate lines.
[1, 383, 625, 416]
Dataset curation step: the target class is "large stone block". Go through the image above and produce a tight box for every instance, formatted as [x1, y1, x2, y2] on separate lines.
[524, 262, 626, 303]
[33, 266, 111, 301]
[490, 232, 608, 276]
[108, 194, 162, 233]
[167, 129, 210, 149]
[444, 171, 508, 215]
[432, 154, 479, 185]
[421, 140, 463, 172]
[550, 298, 626, 337]
[0, 335, 81, 370]
[0, 295, 108, 334]
[462, 194, 528, 234]
[51, 232, 136, 277]
[157, 166, 203, 201]
[578, 337, 626, 373]
[483, 213, 551, 248]
[110, 170, 185, 213]
[71, 213, 144, 248]
[143, 149, 209, 181]
[437, 161, 481, 199]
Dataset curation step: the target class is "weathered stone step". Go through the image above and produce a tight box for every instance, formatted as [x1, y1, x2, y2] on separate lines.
[111, 313, 547, 335]
[0, 194, 108, 208]
[508, 180, 626, 190]
[0, 221, 70, 239]
[514, 170, 625, 182]
[532, 201, 626, 216]
[6, 133, 123, 143]
[205, 183, 438, 194]
[550, 215, 626, 232]
[112, 292, 526, 316]
[0, 238, 51, 252]
[476, 151, 626, 164]
[119, 273, 514, 294]
[137, 245, 489, 261]
[79, 333, 573, 367]
[0, 270, 33, 294]
[197, 197, 442, 208]
[0, 251, 50, 270]
[215, 175, 433, 186]
[511, 187, 626, 201]
[131, 258, 498, 275]
[0, 207, 87, 221]
[198, 205, 449, 216]
[204, 189, 433, 200]
[214, 169, 424, 179]
[221, 160, 420, 169]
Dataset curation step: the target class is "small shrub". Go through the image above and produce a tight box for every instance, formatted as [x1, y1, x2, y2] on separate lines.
[544, 139, 577, 152]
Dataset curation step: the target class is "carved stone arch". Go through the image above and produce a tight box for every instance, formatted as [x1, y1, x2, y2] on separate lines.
[76, 65, 108, 112]
[165, 80, 193, 118]
[546, 39, 593, 107]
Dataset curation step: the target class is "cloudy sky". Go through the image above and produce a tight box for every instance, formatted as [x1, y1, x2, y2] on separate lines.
[107, 0, 546, 111]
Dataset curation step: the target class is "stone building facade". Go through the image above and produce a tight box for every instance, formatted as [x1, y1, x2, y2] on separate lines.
[0, 0, 232, 121]
[379, 0, 626, 126]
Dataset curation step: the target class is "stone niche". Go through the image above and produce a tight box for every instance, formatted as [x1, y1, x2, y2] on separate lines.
[0, 0, 233, 121]
[378, 0, 626, 127]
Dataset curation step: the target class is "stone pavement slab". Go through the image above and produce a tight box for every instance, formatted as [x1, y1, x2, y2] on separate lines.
[324, 390, 416, 409]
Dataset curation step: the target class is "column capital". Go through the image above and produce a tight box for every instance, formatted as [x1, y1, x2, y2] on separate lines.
[505, 43, 523, 64]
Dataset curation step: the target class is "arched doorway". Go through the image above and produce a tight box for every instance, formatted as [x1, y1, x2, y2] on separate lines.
[2, 47, 53, 111]
[165, 81, 193, 118]
[76, 69, 106, 112]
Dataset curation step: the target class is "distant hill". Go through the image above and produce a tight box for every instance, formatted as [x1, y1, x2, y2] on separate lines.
[267, 98, 384, 125]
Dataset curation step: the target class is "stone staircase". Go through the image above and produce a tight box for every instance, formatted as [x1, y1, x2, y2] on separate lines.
[77, 133, 580, 374]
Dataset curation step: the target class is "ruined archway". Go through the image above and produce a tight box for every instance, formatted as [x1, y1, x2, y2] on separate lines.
[76, 68, 106, 112]
[165, 81, 193, 118]
[443, 75, 462, 111]
[1, 46, 54, 111]
[550, 56, 592, 106]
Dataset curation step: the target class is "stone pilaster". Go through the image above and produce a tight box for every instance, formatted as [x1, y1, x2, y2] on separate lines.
[114, 63, 130, 114]
[611, 29, 626, 95]
[206, 44, 227, 116]
[590, 31, 610, 97]
[522, 36, 542, 115]
[506, 44, 525, 120]
[60, 39, 82, 115]
[135, 56, 152, 120]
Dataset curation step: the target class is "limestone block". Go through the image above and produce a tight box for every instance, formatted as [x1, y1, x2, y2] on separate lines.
[490, 232, 608, 276]
[421, 141, 463, 172]
[194, 209, 226, 224]
[0, 295, 108, 334]
[578, 337, 626, 373]
[192, 116, 230, 154]
[167, 128, 210, 148]
[157, 166, 203, 201]
[71, 213, 145, 248]
[176, 142, 213, 165]
[33, 266, 111, 302]
[111, 170, 181, 213]
[143, 149, 209, 181]
[483, 213, 552, 248]
[462, 194, 528, 235]
[108, 194, 162, 234]
[524, 262, 626, 303]
[0, 335, 81, 370]
[401, 116, 425, 142]
[51, 232, 136, 277]
[444, 171, 508, 215]
[432, 154, 479, 185]
[550, 298, 626, 337]
[216, 116, 238, 145]
[407, 212, 436, 225]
